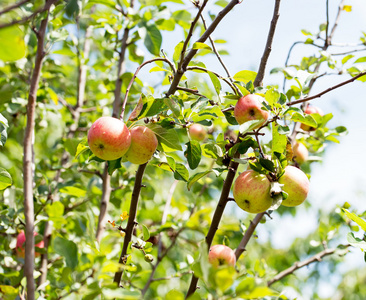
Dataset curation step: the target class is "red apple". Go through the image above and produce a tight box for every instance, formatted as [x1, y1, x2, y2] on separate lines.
[279, 166, 310, 207]
[16, 231, 44, 258]
[300, 105, 324, 131]
[208, 244, 236, 267]
[189, 124, 206, 141]
[293, 142, 308, 164]
[125, 126, 158, 165]
[233, 170, 273, 213]
[87, 116, 131, 161]
[234, 94, 269, 129]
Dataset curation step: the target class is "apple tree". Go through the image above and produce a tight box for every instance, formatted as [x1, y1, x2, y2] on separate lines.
[0, 0, 366, 299]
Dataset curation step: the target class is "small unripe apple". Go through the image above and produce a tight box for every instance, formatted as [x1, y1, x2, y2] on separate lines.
[189, 124, 206, 141]
[88, 116, 131, 161]
[125, 126, 158, 165]
[300, 106, 324, 131]
[234, 94, 269, 129]
[16, 231, 44, 258]
[208, 244, 236, 267]
[233, 170, 273, 213]
[279, 166, 310, 207]
[293, 142, 308, 164]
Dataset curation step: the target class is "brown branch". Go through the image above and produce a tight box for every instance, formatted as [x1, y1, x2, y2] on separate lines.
[176, 86, 204, 97]
[186, 158, 240, 298]
[267, 248, 339, 286]
[0, 0, 56, 30]
[113, 163, 147, 286]
[0, 0, 30, 16]
[235, 212, 265, 260]
[23, 2, 54, 299]
[253, 0, 281, 87]
[287, 71, 366, 106]
[328, 0, 346, 44]
[166, 0, 241, 97]
[177, 0, 209, 72]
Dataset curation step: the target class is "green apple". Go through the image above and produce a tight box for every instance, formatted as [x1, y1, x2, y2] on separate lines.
[279, 166, 310, 207]
[88, 116, 131, 161]
[234, 94, 269, 129]
[233, 170, 273, 213]
[125, 126, 158, 165]
[208, 244, 236, 267]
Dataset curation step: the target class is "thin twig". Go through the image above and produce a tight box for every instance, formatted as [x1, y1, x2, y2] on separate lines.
[254, 0, 281, 87]
[177, 86, 204, 97]
[0, 0, 30, 16]
[113, 163, 147, 286]
[288, 71, 366, 106]
[267, 247, 349, 286]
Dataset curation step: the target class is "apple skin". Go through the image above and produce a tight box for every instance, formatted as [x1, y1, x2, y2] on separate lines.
[300, 106, 324, 131]
[16, 231, 44, 258]
[87, 116, 131, 161]
[189, 124, 206, 141]
[293, 142, 308, 164]
[233, 170, 273, 214]
[279, 166, 310, 207]
[234, 94, 269, 129]
[208, 245, 236, 267]
[125, 126, 158, 165]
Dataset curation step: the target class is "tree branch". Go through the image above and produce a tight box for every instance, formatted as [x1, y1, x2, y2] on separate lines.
[253, 0, 281, 87]
[23, 1, 54, 299]
[0, 0, 30, 16]
[235, 212, 265, 260]
[113, 163, 147, 286]
[267, 247, 343, 286]
[287, 71, 366, 106]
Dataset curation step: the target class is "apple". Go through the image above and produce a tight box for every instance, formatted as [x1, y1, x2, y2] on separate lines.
[279, 166, 310, 207]
[189, 123, 206, 141]
[16, 231, 44, 258]
[234, 94, 269, 129]
[292, 142, 308, 164]
[233, 170, 273, 213]
[300, 105, 324, 131]
[125, 126, 158, 165]
[87, 116, 131, 161]
[208, 244, 236, 267]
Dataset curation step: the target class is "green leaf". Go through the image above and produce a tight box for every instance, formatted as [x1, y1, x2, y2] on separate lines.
[233, 70, 257, 84]
[192, 42, 212, 51]
[174, 163, 189, 182]
[59, 186, 87, 197]
[354, 56, 366, 63]
[347, 232, 366, 250]
[75, 138, 89, 158]
[185, 141, 201, 170]
[202, 143, 223, 159]
[342, 54, 354, 64]
[108, 158, 122, 175]
[165, 290, 184, 300]
[208, 71, 221, 96]
[173, 41, 184, 62]
[165, 97, 181, 118]
[140, 24, 162, 56]
[0, 285, 18, 300]
[239, 286, 278, 299]
[215, 267, 236, 292]
[142, 224, 150, 241]
[343, 209, 366, 231]
[259, 158, 275, 172]
[166, 156, 176, 171]
[239, 120, 264, 134]
[265, 88, 279, 107]
[187, 170, 212, 190]
[149, 124, 183, 152]
[103, 289, 141, 299]
[0, 123, 7, 147]
[0, 168, 12, 190]
[272, 123, 287, 155]
[0, 26, 26, 62]
[53, 237, 78, 269]
[291, 112, 317, 127]
[45, 202, 66, 229]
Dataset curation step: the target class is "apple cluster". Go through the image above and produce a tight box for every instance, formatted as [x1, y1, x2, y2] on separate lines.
[87, 116, 158, 165]
[231, 94, 316, 214]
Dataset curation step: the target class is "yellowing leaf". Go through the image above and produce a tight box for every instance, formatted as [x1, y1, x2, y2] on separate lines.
[343, 5, 352, 12]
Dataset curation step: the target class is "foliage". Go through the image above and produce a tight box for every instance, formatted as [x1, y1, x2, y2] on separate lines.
[0, 0, 366, 299]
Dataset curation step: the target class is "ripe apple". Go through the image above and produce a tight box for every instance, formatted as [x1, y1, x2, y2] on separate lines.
[233, 170, 273, 213]
[292, 142, 308, 164]
[125, 126, 158, 165]
[16, 231, 44, 258]
[300, 105, 324, 131]
[189, 123, 206, 141]
[279, 166, 310, 207]
[234, 94, 269, 129]
[87, 116, 131, 161]
[208, 244, 236, 267]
